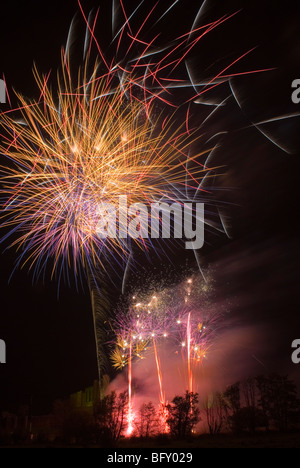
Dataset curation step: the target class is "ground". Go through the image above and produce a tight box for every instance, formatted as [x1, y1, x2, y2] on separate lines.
[1, 432, 300, 448]
[118, 433, 300, 449]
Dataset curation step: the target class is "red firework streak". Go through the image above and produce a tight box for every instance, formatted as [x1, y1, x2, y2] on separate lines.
[126, 338, 135, 437]
[153, 338, 169, 433]
[187, 312, 193, 393]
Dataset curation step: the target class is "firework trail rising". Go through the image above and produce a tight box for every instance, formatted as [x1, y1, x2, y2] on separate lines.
[187, 312, 193, 393]
[126, 337, 134, 437]
[153, 338, 165, 406]
[153, 338, 169, 433]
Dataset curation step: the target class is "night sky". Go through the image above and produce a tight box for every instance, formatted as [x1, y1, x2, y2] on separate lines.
[1, 0, 300, 415]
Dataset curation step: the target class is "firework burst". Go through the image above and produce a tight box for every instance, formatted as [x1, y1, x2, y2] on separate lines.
[1, 0, 268, 280]
[0, 56, 208, 281]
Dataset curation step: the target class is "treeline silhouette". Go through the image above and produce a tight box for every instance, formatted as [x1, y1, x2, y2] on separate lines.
[204, 374, 300, 435]
[1, 373, 299, 446]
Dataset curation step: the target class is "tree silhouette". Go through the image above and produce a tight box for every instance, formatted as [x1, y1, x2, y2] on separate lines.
[241, 378, 258, 433]
[256, 374, 300, 432]
[222, 382, 241, 433]
[166, 391, 200, 439]
[95, 391, 128, 442]
[203, 392, 224, 435]
[256, 375, 270, 431]
[137, 402, 159, 438]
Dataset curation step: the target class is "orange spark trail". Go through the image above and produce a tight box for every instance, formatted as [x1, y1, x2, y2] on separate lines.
[187, 312, 193, 393]
[126, 339, 134, 437]
[153, 338, 169, 433]
[153, 338, 164, 405]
